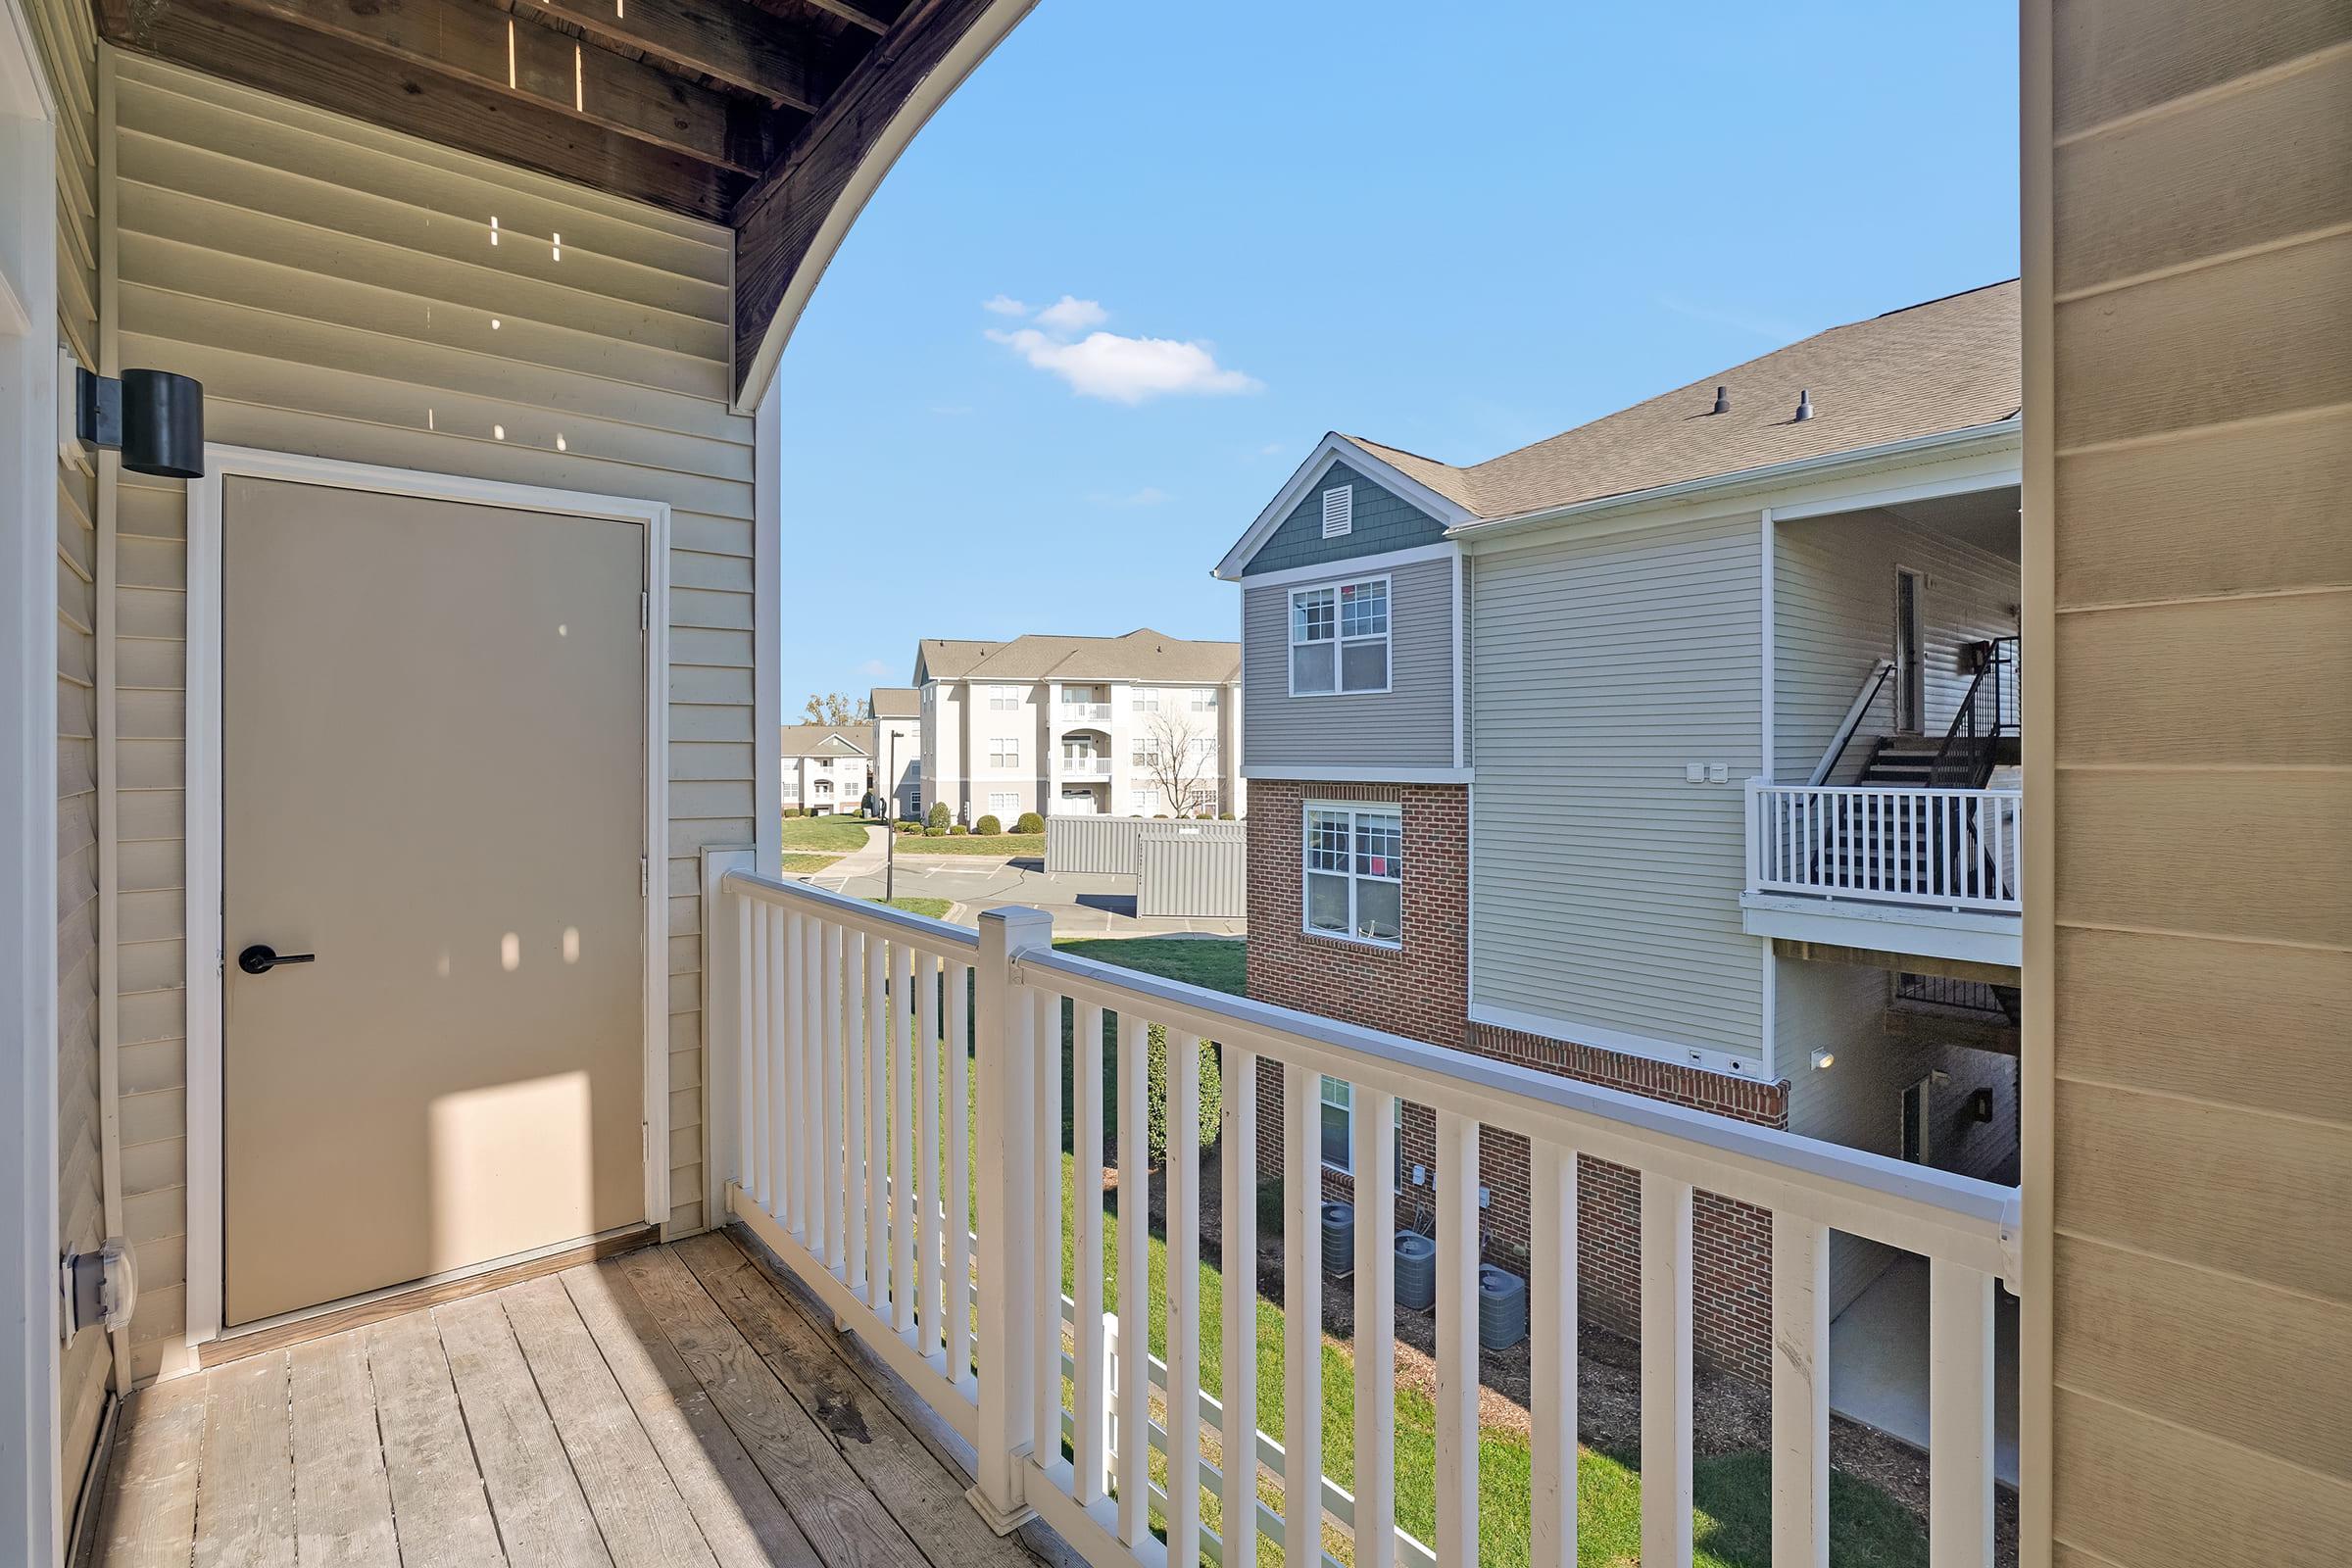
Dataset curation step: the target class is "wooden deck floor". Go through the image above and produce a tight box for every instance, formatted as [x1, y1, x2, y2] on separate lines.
[86, 1232, 1053, 1568]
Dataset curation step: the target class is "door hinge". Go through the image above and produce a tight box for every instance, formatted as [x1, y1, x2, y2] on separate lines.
[640, 591, 650, 631]
[641, 856, 650, 897]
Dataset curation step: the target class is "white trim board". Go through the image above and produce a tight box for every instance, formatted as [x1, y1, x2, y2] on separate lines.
[1214, 433, 1478, 581]
[179, 444, 673, 1363]
[1240, 765, 1473, 785]
[1232, 540, 1455, 590]
[1466, 1002, 1772, 1085]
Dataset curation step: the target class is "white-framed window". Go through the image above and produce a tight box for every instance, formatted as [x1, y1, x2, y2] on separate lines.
[990, 737, 1020, 767]
[989, 685, 1020, 712]
[1289, 577, 1390, 696]
[1303, 803, 1403, 946]
[813, 779, 832, 795]
[1131, 739, 1161, 766]
[1133, 787, 1159, 812]
[1131, 689, 1160, 712]
[989, 791, 1017, 815]
[1318, 1077, 1405, 1181]
[1189, 688, 1216, 711]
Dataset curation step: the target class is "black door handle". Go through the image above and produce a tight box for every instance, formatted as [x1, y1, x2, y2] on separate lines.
[238, 944, 317, 975]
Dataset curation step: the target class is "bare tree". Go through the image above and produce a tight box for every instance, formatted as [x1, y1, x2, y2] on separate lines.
[1136, 708, 1219, 816]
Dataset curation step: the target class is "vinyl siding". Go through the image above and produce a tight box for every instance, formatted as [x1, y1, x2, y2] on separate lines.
[30, 0, 115, 1514]
[1242, 557, 1455, 773]
[2035, 3, 2352, 1558]
[106, 54, 753, 1382]
[1468, 515, 1765, 1058]
[1242, 461, 1446, 576]
[1772, 510, 2021, 783]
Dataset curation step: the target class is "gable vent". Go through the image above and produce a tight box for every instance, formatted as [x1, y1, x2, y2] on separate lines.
[1321, 485, 1353, 538]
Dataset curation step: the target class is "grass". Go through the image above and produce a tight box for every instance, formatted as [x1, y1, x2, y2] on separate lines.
[888, 831, 1047, 857]
[873, 895, 953, 919]
[780, 813, 877, 872]
[1029, 935, 1928, 1568]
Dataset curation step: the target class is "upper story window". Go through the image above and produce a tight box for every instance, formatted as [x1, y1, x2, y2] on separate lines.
[1304, 803, 1402, 946]
[1132, 690, 1160, 712]
[1189, 688, 1217, 711]
[988, 685, 1020, 711]
[989, 737, 1021, 767]
[1290, 577, 1390, 696]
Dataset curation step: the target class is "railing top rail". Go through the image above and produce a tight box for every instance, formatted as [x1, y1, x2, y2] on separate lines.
[1754, 781, 2023, 801]
[1014, 946, 2021, 1284]
[722, 868, 982, 953]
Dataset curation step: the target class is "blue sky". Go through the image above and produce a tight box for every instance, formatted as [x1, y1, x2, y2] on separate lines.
[770, 3, 2019, 707]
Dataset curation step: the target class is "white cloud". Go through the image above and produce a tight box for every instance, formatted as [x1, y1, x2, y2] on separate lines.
[1086, 486, 1171, 508]
[1033, 295, 1108, 333]
[857, 658, 894, 678]
[987, 325, 1261, 404]
[982, 294, 1031, 316]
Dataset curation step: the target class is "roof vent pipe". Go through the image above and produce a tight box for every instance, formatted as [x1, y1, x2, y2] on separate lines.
[1793, 388, 1814, 421]
[1710, 385, 1730, 415]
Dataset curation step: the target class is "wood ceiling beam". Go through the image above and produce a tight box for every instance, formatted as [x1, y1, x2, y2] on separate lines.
[203, 0, 792, 174]
[520, 0, 834, 112]
[101, 0, 752, 220]
[731, 0, 1025, 402]
[793, 0, 895, 34]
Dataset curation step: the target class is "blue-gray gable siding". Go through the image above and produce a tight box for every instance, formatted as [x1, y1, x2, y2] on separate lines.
[1242, 557, 1456, 773]
[1242, 462, 1448, 576]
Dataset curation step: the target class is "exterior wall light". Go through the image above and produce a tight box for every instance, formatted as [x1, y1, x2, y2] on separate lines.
[1810, 1050, 1837, 1071]
[68, 353, 206, 477]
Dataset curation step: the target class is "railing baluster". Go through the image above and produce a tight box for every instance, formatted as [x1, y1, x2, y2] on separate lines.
[1032, 990, 1063, 1467]
[1115, 1012, 1150, 1545]
[891, 939, 916, 1336]
[1071, 1003, 1108, 1501]
[1282, 1061, 1324, 1565]
[1165, 1032, 1203, 1568]
[1220, 1047, 1258, 1568]
[1529, 1139, 1577, 1568]
[1929, 1261, 1996, 1568]
[824, 920, 846, 1274]
[1355, 1087, 1398, 1568]
[803, 913, 825, 1259]
[1640, 1171, 1693, 1567]
[745, 899, 768, 1214]
[845, 929, 868, 1297]
[1772, 1213, 1830, 1568]
[1435, 1111, 1480, 1566]
[947, 959, 974, 1386]
[780, 903, 800, 1231]
[918, 949, 945, 1358]
[863, 930, 889, 1316]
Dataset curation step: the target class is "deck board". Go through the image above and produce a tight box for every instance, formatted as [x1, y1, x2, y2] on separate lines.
[87, 1237, 1040, 1568]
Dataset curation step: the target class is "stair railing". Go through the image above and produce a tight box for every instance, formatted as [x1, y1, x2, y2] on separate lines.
[1807, 659, 1897, 786]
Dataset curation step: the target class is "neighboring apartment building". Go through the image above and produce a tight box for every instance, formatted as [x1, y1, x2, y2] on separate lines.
[911, 630, 1244, 823]
[779, 724, 873, 816]
[868, 686, 923, 819]
[1215, 281, 2026, 1381]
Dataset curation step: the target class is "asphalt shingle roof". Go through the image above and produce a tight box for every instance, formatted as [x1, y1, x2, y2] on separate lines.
[914, 628, 1239, 685]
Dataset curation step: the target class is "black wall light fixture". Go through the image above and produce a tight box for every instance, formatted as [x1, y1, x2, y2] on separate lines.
[75, 364, 206, 478]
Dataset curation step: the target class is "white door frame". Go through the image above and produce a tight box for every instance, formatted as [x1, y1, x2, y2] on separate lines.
[181, 444, 672, 1355]
[0, 0, 61, 1555]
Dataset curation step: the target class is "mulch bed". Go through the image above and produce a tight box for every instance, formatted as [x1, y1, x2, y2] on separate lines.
[1102, 1143, 2018, 1565]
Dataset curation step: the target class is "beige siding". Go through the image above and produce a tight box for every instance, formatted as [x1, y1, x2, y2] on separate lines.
[1241, 556, 1457, 774]
[1467, 514, 1766, 1062]
[106, 55, 754, 1382]
[29, 0, 115, 1514]
[2033, 1, 2352, 1560]
[1772, 509, 2021, 783]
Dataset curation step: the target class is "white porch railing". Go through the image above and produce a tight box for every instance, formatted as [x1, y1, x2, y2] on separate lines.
[1059, 703, 1113, 724]
[1747, 781, 2023, 913]
[1056, 755, 1113, 779]
[702, 859, 2021, 1568]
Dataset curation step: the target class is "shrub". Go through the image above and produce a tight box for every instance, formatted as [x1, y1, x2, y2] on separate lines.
[950, 823, 969, 835]
[974, 814, 1003, 836]
[926, 802, 951, 833]
[1217, 812, 1236, 820]
[923, 825, 947, 837]
[783, 807, 804, 817]
[1014, 811, 1045, 835]
[894, 820, 921, 835]
[1145, 1029, 1223, 1161]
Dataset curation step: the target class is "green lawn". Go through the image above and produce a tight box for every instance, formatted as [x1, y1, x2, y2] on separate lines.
[780, 813, 875, 872]
[873, 895, 953, 919]
[1028, 936, 1928, 1568]
[888, 831, 1047, 858]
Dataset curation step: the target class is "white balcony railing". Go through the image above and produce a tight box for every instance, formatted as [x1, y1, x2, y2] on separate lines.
[1747, 780, 2023, 914]
[1056, 754, 1112, 778]
[701, 860, 2020, 1568]
[1058, 703, 1112, 724]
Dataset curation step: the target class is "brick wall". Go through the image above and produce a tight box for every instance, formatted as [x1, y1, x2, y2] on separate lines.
[1242, 777, 1786, 1383]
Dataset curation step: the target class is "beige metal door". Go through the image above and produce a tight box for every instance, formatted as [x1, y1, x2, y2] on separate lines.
[221, 476, 647, 1326]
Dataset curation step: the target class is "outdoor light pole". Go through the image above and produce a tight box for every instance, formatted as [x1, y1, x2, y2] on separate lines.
[884, 729, 899, 904]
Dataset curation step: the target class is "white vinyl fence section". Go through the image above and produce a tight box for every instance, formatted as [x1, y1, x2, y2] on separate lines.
[701, 854, 2020, 1568]
[1746, 781, 2023, 913]
[1047, 815, 1148, 875]
[1136, 822, 1248, 919]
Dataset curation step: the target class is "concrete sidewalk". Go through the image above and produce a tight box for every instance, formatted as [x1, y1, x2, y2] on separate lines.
[796, 824, 892, 891]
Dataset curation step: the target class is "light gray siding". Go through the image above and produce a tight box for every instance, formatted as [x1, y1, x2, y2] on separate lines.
[1242, 556, 1455, 774]
[1243, 461, 1446, 576]
[1774, 509, 2021, 783]
[1468, 515, 1765, 1059]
